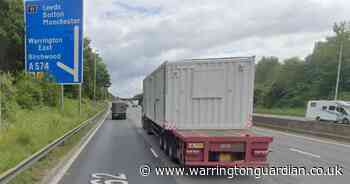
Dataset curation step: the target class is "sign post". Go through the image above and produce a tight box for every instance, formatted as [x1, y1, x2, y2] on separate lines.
[0, 76, 2, 129]
[61, 84, 64, 111]
[93, 51, 97, 105]
[25, 0, 84, 111]
[79, 84, 82, 115]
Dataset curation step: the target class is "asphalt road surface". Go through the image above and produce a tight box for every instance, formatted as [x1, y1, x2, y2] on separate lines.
[59, 107, 350, 184]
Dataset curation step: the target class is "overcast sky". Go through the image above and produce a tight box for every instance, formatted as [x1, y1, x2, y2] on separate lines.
[85, 0, 350, 97]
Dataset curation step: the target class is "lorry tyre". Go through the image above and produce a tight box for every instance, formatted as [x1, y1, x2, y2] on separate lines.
[142, 118, 146, 129]
[144, 119, 152, 134]
[168, 144, 175, 160]
[168, 142, 178, 162]
[159, 135, 164, 150]
[316, 116, 321, 121]
[342, 118, 350, 124]
[164, 138, 169, 156]
[146, 125, 153, 134]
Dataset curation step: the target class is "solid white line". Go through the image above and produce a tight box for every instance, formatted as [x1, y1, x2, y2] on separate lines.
[150, 148, 159, 158]
[253, 127, 350, 149]
[289, 148, 321, 158]
[49, 110, 110, 184]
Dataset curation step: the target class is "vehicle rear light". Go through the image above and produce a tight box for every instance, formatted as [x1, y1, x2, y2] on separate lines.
[186, 149, 204, 161]
[187, 143, 204, 149]
[186, 149, 202, 154]
[253, 150, 269, 157]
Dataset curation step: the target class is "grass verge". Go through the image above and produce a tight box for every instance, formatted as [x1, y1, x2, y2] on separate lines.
[254, 107, 306, 117]
[8, 120, 98, 184]
[0, 98, 106, 182]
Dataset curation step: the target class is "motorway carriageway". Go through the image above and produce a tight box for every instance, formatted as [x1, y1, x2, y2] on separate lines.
[58, 107, 350, 184]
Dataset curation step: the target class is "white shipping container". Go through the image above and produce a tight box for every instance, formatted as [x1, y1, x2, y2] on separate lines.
[143, 57, 255, 130]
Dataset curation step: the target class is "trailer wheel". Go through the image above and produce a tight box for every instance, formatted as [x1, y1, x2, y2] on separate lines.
[141, 118, 146, 129]
[163, 138, 169, 155]
[146, 127, 153, 134]
[159, 135, 164, 150]
[168, 142, 178, 162]
[342, 118, 350, 124]
[145, 120, 153, 134]
[168, 145, 174, 160]
[316, 116, 321, 121]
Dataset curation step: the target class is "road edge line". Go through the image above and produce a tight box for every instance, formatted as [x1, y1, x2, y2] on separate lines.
[48, 108, 110, 184]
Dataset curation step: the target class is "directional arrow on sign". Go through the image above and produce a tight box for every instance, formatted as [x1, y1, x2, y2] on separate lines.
[57, 61, 74, 75]
[57, 26, 80, 82]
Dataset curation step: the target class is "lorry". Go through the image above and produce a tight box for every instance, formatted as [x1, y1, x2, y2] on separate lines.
[111, 101, 128, 120]
[305, 100, 350, 124]
[142, 57, 273, 167]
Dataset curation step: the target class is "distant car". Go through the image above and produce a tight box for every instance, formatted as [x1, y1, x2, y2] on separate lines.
[305, 100, 350, 124]
[111, 102, 128, 120]
[132, 105, 137, 108]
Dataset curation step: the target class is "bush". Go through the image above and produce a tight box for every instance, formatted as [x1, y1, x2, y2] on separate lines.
[39, 79, 59, 107]
[14, 74, 43, 109]
[0, 73, 19, 120]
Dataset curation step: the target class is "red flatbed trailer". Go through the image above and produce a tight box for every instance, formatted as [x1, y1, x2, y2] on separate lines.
[143, 118, 273, 167]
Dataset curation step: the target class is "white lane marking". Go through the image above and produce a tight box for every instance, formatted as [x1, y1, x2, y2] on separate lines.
[49, 110, 110, 184]
[253, 127, 350, 149]
[289, 148, 321, 158]
[150, 148, 159, 158]
[91, 173, 128, 184]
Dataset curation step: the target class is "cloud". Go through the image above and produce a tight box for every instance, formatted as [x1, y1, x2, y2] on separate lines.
[85, 0, 350, 97]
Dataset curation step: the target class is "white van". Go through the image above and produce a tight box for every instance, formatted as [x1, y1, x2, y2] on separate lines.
[305, 100, 350, 124]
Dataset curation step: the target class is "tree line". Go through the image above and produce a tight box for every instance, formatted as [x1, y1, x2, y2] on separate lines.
[255, 22, 350, 109]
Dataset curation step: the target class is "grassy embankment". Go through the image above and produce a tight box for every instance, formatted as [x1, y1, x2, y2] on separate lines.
[254, 107, 306, 117]
[0, 98, 105, 183]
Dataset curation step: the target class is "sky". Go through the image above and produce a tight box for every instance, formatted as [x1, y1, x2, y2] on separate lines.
[85, 0, 350, 98]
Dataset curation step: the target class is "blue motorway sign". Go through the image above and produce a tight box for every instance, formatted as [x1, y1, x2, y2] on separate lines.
[25, 0, 84, 84]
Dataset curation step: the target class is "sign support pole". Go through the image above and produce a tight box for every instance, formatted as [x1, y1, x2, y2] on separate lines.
[79, 84, 82, 115]
[94, 53, 97, 105]
[0, 76, 2, 129]
[61, 85, 64, 112]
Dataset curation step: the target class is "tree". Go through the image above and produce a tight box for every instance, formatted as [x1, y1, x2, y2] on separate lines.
[254, 57, 281, 107]
[82, 38, 111, 100]
[333, 21, 350, 100]
[255, 22, 350, 108]
[0, 0, 24, 72]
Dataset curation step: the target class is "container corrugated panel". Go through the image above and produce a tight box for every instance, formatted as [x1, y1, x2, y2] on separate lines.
[143, 57, 255, 130]
[143, 63, 166, 123]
